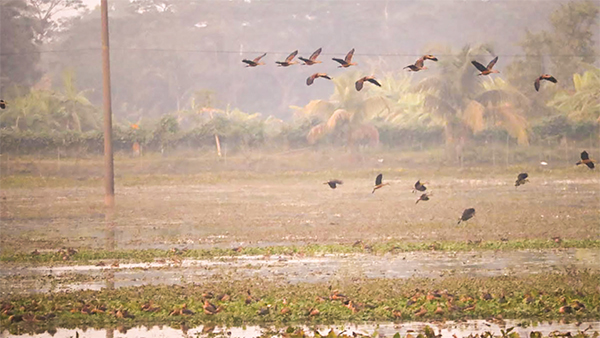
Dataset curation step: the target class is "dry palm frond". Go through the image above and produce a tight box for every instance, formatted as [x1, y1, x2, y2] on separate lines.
[326, 109, 351, 130]
[307, 123, 329, 144]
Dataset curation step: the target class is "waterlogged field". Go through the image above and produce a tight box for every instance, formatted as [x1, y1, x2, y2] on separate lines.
[0, 153, 599, 337]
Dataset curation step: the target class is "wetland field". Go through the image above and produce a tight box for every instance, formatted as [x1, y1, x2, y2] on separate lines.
[1, 151, 599, 337]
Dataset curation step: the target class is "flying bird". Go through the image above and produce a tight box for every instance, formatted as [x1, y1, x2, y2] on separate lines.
[457, 208, 476, 225]
[404, 55, 438, 72]
[576, 151, 595, 169]
[324, 179, 343, 189]
[276, 50, 299, 67]
[534, 74, 557, 92]
[372, 173, 390, 193]
[0, 100, 6, 109]
[299, 48, 323, 65]
[332, 48, 357, 68]
[242, 53, 266, 67]
[413, 180, 428, 193]
[307, 73, 332, 86]
[515, 173, 529, 187]
[355, 76, 381, 91]
[471, 56, 499, 76]
[416, 192, 431, 204]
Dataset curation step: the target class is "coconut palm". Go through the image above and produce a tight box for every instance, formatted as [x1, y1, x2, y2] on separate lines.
[292, 72, 391, 148]
[55, 69, 98, 132]
[549, 67, 600, 123]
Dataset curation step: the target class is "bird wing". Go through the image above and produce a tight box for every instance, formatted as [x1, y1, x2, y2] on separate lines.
[253, 53, 266, 62]
[581, 151, 589, 160]
[586, 162, 595, 169]
[355, 78, 365, 91]
[518, 173, 528, 180]
[486, 56, 498, 70]
[424, 55, 438, 61]
[331, 179, 343, 185]
[306, 74, 316, 86]
[285, 50, 298, 62]
[299, 57, 310, 63]
[471, 60, 488, 72]
[375, 173, 383, 186]
[414, 57, 425, 68]
[543, 75, 557, 83]
[345, 48, 355, 62]
[367, 78, 381, 87]
[534, 78, 541, 92]
[309, 48, 322, 61]
[242, 59, 255, 65]
[332, 58, 346, 65]
[321, 74, 332, 80]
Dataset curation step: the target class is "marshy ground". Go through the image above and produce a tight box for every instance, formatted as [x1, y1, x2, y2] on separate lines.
[1, 151, 599, 337]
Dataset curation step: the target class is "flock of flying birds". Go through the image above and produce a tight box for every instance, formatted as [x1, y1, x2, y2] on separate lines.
[323, 150, 595, 225]
[242, 48, 558, 92]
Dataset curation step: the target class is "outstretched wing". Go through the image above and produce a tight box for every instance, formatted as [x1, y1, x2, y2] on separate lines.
[331, 179, 343, 185]
[518, 173, 528, 180]
[355, 78, 365, 91]
[414, 57, 425, 68]
[534, 78, 541, 92]
[375, 173, 383, 186]
[543, 75, 557, 83]
[471, 60, 488, 72]
[306, 74, 317, 86]
[486, 56, 498, 70]
[332, 58, 346, 65]
[309, 48, 322, 61]
[345, 48, 355, 62]
[253, 53, 266, 62]
[367, 78, 381, 87]
[581, 151, 590, 161]
[285, 50, 298, 62]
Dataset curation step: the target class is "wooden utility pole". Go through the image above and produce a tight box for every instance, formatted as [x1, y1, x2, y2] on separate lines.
[101, 0, 115, 208]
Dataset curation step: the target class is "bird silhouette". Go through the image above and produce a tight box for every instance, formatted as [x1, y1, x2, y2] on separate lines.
[242, 53, 266, 67]
[471, 56, 499, 75]
[534, 74, 557, 91]
[299, 48, 323, 65]
[332, 48, 357, 68]
[355, 76, 381, 91]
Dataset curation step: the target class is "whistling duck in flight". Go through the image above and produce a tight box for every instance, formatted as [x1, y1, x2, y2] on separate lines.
[332, 48, 357, 68]
[372, 173, 390, 193]
[534, 74, 557, 91]
[0, 100, 6, 109]
[242, 53, 266, 67]
[416, 192, 431, 204]
[355, 76, 381, 91]
[307, 73, 332, 86]
[299, 48, 323, 65]
[276, 50, 299, 67]
[515, 173, 529, 187]
[413, 180, 427, 193]
[576, 151, 595, 169]
[324, 179, 343, 189]
[404, 55, 438, 72]
[457, 208, 475, 224]
[471, 56, 499, 75]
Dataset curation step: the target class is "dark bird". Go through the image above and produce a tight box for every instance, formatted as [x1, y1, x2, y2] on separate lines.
[324, 179, 343, 189]
[404, 55, 438, 72]
[332, 48, 357, 68]
[203, 300, 220, 315]
[413, 180, 428, 193]
[372, 173, 390, 193]
[0, 100, 5, 109]
[276, 50, 299, 67]
[299, 47, 323, 65]
[457, 208, 476, 224]
[576, 151, 595, 169]
[416, 192, 431, 204]
[471, 56, 499, 76]
[355, 76, 381, 91]
[515, 173, 529, 187]
[534, 74, 557, 92]
[242, 53, 266, 67]
[307, 73, 331, 86]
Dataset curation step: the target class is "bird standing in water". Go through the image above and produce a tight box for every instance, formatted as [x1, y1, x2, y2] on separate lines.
[515, 173, 529, 187]
[324, 179, 343, 189]
[457, 208, 476, 224]
[471, 56, 499, 76]
[372, 173, 390, 193]
[355, 76, 381, 91]
[299, 48, 323, 65]
[242, 53, 266, 67]
[534, 74, 557, 91]
[332, 48, 357, 68]
[576, 151, 595, 169]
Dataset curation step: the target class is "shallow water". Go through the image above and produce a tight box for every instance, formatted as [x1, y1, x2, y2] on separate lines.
[1, 248, 598, 294]
[2, 320, 599, 338]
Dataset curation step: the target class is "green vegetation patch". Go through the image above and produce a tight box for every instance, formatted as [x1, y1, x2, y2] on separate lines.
[2, 272, 599, 334]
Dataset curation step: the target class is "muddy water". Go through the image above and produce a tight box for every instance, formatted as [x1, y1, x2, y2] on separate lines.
[1, 249, 598, 294]
[2, 320, 599, 338]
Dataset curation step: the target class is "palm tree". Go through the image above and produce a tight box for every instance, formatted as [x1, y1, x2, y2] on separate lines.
[55, 69, 98, 132]
[549, 67, 600, 123]
[292, 72, 391, 148]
